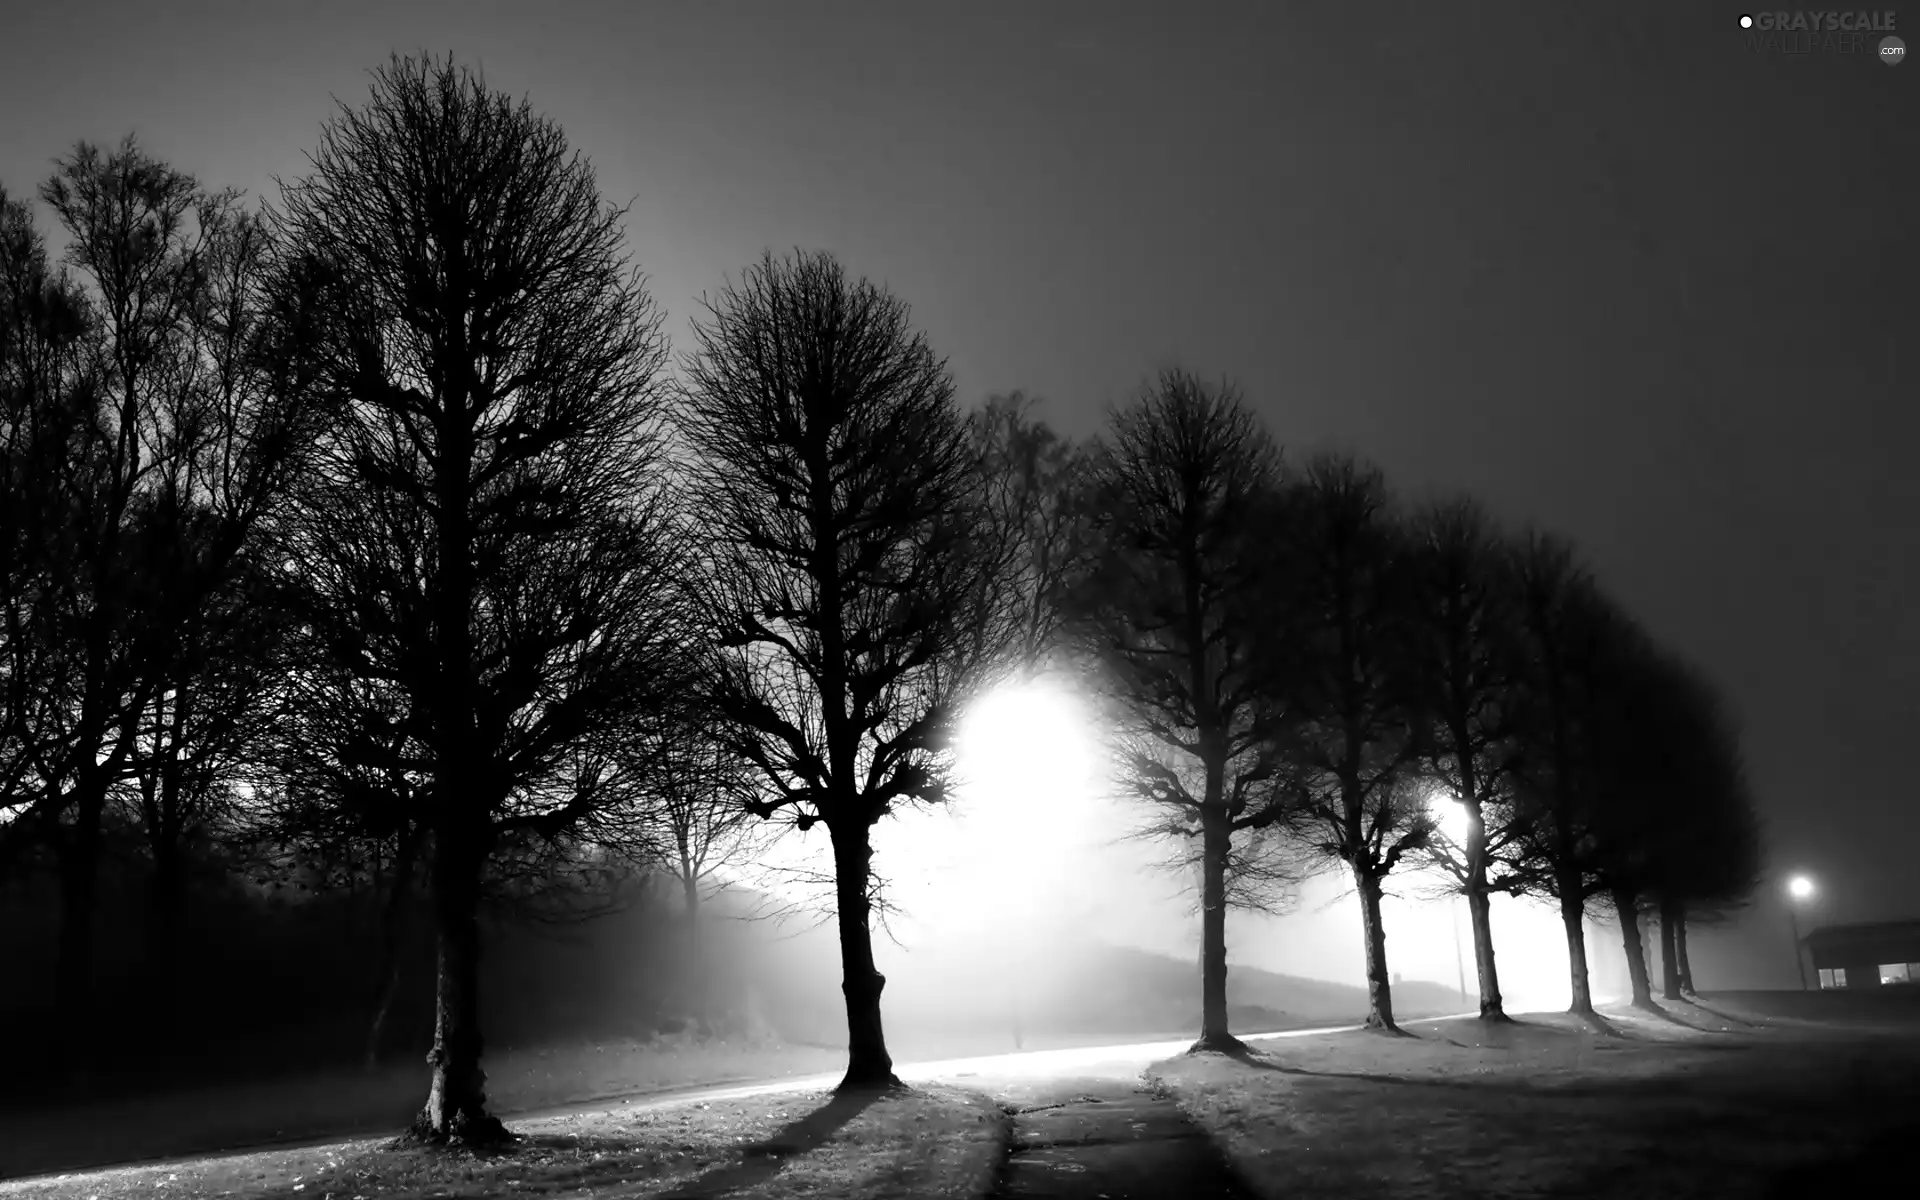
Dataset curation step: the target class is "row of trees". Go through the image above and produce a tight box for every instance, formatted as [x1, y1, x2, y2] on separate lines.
[1, 53, 1760, 1144]
[1055, 387, 1761, 1046]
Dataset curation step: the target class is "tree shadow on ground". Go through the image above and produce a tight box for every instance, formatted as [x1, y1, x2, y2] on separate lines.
[1676, 997, 1762, 1027]
[652, 1087, 889, 1200]
[1630, 1000, 1745, 1033]
[1214, 1035, 1693, 1102]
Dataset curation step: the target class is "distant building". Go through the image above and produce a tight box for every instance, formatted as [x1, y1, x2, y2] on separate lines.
[1804, 920, 1920, 989]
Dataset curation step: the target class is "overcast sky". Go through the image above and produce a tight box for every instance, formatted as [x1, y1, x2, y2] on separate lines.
[2, 1, 1912, 985]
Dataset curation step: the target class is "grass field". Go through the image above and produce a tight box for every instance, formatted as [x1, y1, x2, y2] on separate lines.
[0, 1085, 1006, 1200]
[0, 1010, 1390, 1181]
[0, 1035, 849, 1181]
[1147, 993, 1920, 1199]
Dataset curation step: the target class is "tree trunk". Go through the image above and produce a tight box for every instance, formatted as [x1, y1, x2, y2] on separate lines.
[144, 839, 185, 1012]
[829, 820, 898, 1091]
[1674, 907, 1696, 995]
[1658, 896, 1682, 1001]
[1355, 866, 1398, 1032]
[409, 829, 506, 1144]
[54, 774, 107, 1055]
[366, 829, 421, 1069]
[1460, 799, 1507, 1020]
[142, 689, 189, 1004]
[1612, 886, 1656, 1009]
[1557, 875, 1594, 1016]
[1192, 806, 1237, 1052]
[682, 868, 710, 1037]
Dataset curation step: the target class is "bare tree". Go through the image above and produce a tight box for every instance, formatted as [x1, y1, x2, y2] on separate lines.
[1504, 532, 1638, 1021]
[1059, 369, 1292, 1054]
[1632, 659, 1762, 1001]
[678, 248, 1006, 1091]
[969, 391, 1092, 677]
[630, 708, 776, 1030]
[271, 54, 694, 1142]
[1581, 640, 1689, 1012]
[1272, 454, 1428, 1033]
[0, 187, 91, 860]
[6, 142, 310, 1043]
[1399, 497, 1527, 1020]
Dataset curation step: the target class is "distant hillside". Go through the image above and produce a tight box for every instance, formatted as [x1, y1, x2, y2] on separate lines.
[999, 939, 1469, 1033]
[739, 912, 1471, 1054]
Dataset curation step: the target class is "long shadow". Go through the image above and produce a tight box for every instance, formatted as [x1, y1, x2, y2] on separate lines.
[653, 1088, 889, 1200]
[1222, 1048, 1573, 1098]
[1616, 1001, 1705, 1030]
[1634, 1000, 1752, 1034]
[1678, 997, 1762, 1028]
[1217, 1038, 1709, 1102]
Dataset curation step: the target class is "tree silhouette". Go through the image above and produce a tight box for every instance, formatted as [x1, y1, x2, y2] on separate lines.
[1399, 497, 1528, 1020]
[1, 186, 92, 865]
[678, 248, 1007, 1091]
[1272, 454, 1428, 1033]
[1637, 658, 1762, 999]
[1059, 369, 1292, 1053]
[968, 391, 1092, 678]
[1505, 533, 1640, 1020]
[3, 143, 310, 1045]
[270, 54, 694, 1142]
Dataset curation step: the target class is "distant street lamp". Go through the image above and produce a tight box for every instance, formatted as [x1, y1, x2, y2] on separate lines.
[1786, 874, 1816, 990]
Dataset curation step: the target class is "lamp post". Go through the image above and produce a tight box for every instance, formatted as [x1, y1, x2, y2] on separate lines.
[1451, 894, 1469, 1002]
[1786, 875, 1815, 990]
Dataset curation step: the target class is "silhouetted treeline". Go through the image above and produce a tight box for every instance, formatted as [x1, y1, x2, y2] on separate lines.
[1, 51, 1762, 1141]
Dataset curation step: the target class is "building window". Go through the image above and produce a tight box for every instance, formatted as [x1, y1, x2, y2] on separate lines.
[1818, 967, 1847, 989]
[1882, 963, 1913, 985]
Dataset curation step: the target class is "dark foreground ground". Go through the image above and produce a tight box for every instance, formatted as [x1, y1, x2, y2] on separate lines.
[1149, 989, 1920, 1200]
[0, 1013, 1375, 1181]
[5, 990, 1916, 1198]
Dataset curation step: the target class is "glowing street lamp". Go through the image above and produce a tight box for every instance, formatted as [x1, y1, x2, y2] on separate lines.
[1785, 874, 1816, 990]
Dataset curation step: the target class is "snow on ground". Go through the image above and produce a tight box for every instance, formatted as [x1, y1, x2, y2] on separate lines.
[1150, 1000, 1920, 1200]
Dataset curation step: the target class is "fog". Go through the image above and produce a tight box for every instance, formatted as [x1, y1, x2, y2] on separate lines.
[0, 675, 1762, 1108]
[731, 679, 1641, 1058]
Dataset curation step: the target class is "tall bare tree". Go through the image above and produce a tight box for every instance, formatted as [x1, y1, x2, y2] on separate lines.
[1505, 532, 1637, 1020]
[271, 54, 693, 1142]
[678, 248, 1006, 1091]
[1627, 657, 1762, 1001]
[969, 391, 1091, 676]
[629, 707, 775, 1031]
[0, 187, 91, 860]
[1273, 454, 1428, 1033]
[1400, 497, 1526, 1020]
[1059, 369, 1292, 1053]
[5, 143, 309, 1041]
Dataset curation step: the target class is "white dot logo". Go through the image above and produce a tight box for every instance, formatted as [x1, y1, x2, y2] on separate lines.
[1739, 14, 1754, 28]
[1881, 35, 1907, 65]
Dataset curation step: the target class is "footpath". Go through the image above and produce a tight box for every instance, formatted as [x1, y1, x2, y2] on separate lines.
[988, 1075, 1255, 1200]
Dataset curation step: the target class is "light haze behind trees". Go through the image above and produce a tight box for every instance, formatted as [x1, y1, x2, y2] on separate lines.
[677, 247, 1016, 1092]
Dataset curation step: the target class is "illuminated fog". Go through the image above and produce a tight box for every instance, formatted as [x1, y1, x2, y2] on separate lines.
[737, 678, 1624, 1056]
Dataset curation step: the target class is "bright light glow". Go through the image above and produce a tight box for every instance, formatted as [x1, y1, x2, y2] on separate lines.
[1427, 788, 1470, 847]
[954, 680, 1097, 818]
[1788, 874, 1815, 901]
[871, 678, 1106, 945]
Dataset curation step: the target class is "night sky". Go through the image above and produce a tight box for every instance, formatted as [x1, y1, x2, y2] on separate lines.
[2, 1, 1912, 964]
